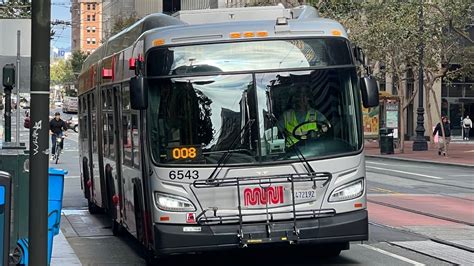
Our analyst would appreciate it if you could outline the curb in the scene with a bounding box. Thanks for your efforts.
[51,230,82,265]
[365,154,474,169]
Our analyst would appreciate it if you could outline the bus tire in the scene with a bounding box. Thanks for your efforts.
[73,125,78,133]
[88,200,102,214]
[145,249,159,265]
[112,220,123,236]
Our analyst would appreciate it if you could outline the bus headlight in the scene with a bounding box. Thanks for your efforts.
[328,179,364,202]
[154,192,196,212]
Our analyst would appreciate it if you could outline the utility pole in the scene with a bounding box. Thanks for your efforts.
[413,0,428,151]
[16,30,21,146]
[29,0,51,264]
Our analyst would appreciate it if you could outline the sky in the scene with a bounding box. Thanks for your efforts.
[51,0,72,50]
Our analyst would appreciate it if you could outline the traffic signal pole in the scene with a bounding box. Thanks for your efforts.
[2,63,15,142]
[29,0,51,265]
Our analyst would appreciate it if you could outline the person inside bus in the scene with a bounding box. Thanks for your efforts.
[279,86,330,147]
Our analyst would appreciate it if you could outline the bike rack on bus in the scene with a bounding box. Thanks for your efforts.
[192,172,333,246]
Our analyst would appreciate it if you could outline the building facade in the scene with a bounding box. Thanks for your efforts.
[71,0,102,54]
[102,0,163,40]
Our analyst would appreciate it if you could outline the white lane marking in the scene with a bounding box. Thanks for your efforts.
[367,166,443,180]
[360,244,425,266]
[366,161,433,170]
[366,161,392,166]
[64,175,80,179]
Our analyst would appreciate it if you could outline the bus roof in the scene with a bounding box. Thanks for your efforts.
[81,5,348,73]
[144,5,347,50]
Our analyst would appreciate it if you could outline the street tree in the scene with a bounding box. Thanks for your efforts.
[421,0,473,147]
[50,59,75,86]
[0,0,31,19]
[70,50,88,77]
[314,1,420,152]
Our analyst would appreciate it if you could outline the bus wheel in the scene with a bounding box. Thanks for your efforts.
[145,248,160,265]
[88,200,102,214]
[320,242,347,257]
[73,125,78,133]
[112,220,123,236]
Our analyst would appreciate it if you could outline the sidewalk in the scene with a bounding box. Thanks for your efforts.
[365,140,474,167]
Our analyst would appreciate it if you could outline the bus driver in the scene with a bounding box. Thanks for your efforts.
[280,86,330,147]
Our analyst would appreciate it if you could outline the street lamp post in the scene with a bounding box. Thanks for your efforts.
[413,0,428,151]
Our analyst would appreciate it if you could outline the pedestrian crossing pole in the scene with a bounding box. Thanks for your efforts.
[29,0,51,265]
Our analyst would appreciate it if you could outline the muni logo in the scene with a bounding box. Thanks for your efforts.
[243,186,284,206]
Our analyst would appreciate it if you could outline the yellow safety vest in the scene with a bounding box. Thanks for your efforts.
[283,109,318,147]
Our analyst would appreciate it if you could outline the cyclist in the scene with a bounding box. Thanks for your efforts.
[50,112,68,160]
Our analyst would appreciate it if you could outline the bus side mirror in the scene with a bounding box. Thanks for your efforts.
[130,76,148,110]
[360,76,379,108]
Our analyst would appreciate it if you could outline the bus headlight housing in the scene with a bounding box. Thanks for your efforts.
[329,179,364,202]
[154,192,196,212]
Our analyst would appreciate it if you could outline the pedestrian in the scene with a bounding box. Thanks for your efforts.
[462,115,472,140]
[433,116,451,156]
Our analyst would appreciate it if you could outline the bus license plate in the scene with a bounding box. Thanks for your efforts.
[294,190,316,200]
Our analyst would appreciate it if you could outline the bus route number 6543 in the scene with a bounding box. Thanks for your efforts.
[169,170,199,180]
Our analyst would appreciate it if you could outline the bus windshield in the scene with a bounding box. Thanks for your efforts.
[147,38,352,76]
[148,68,362,165]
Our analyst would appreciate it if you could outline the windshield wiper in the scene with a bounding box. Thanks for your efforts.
[265,113,316,175]
[207,119,255,180]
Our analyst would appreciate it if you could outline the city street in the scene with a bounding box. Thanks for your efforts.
[1,1,472,265]
[2,109,473,265]
[24,113,465,265]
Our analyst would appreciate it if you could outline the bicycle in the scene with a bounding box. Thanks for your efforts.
[52,134,66,164]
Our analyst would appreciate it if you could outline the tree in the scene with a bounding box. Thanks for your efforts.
[0,0,31,19]
[50,59,74,86]
[312,0,473,153]
[420,1,473,148]
[70,50,88,77]
[314,1,420,152]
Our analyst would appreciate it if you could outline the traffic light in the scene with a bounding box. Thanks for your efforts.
[2,64,15,87]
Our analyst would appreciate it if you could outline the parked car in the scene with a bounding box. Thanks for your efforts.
[66,116,79,133]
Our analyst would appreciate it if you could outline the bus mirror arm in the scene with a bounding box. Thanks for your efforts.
[130,75,148,110]
[360,76,379,108]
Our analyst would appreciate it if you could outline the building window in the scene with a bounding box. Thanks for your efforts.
[92,38,96,44]
[92,26,96,33]
[87,4,91,10]
[86,38,91,44]
[87,15,91,21]
[86,26,91,32]
[92,15,96,21]
[92,4,96,10]
[87,49,91,55]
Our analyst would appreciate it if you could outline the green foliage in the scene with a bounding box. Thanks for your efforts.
[50,59,75,86]
[70,50,88,76]
[0,0,31,19]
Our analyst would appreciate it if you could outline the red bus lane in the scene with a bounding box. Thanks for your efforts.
[368,194,474,226]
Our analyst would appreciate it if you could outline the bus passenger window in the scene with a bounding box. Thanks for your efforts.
[122,115,132,165]
[132,114,140,168]
[108,114,115,159]
[102,114,108,157]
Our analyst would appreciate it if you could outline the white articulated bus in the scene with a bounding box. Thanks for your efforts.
[78,5,379,263]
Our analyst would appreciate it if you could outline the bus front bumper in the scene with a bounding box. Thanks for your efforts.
[154,209,368,255]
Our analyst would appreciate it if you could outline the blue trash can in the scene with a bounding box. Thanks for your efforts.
[15,168,67,265]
